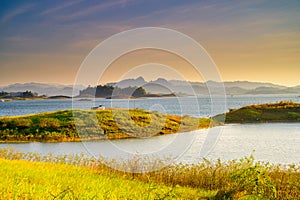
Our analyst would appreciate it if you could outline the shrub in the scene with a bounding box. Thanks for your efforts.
[13,118,32,128]
[40,118,60,128]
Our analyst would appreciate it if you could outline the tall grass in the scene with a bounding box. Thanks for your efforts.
[0,148,299,199]
[0,159,215,199]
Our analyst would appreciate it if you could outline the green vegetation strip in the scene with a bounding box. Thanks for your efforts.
[214,101,300,123]
[0,148,299,199]
[0,109,211,142]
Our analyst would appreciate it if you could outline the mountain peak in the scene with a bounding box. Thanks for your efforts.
[136,76,145,82]
[154,78,168,83]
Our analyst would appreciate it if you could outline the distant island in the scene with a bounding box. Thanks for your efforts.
[77,85,145,98]
[0,91,71,100]
[214,101,300,123]
[75,85,176,99]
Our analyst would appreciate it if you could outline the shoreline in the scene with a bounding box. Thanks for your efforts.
[2,121,300,144]
[1,101,300,143]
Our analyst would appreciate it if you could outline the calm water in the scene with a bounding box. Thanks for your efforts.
[0,123,299,164]
[1,94,300,117]
[0,95,299,164]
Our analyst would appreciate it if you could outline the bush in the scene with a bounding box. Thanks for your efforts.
[13,118,32,128]
[40,118,60,128]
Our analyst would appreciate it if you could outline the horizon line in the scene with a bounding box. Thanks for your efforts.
[1,78,299,88]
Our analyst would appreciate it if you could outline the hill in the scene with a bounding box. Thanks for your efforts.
[0,82,85,96]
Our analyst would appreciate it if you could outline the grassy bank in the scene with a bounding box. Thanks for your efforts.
[0,148,299,199]
[214,101,300,123]
[0,109,211,142]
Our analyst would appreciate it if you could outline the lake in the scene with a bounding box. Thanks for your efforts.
[0,123,299,165]
[0,94,299,165]
[1,94,300,117]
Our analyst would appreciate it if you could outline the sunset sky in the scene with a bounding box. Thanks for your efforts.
[0,0,300,86]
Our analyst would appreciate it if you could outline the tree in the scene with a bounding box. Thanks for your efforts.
[132,87,146,97]
[79,85,147,98]
[22,90,35,97]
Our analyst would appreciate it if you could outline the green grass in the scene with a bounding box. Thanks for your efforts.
[214,101,300,123]
[0,159,216,199]
[0,109,211,142]
[0,148,299,199]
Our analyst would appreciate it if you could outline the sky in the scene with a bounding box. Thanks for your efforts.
[0,0,300,86]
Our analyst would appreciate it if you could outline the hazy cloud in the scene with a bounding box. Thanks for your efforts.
[40,0,85,15]
[61,0,136,19]
[1,3,35,23]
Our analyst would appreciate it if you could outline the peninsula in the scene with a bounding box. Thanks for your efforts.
[214,101,300,123]
[0,109,210,142]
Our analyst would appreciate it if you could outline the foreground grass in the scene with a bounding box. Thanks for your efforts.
[0,109,211,142]
[0,148,299,199]
[0,159,216,199]
[214,101,300,123]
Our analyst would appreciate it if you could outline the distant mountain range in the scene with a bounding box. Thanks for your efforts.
[0,83,85,96]
[107,77,300,96]
[1,79,299,96]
